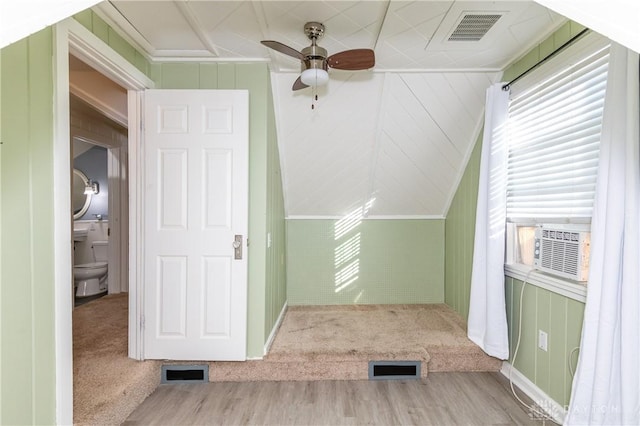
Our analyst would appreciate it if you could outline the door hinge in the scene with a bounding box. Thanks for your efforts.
[141,315,145,331]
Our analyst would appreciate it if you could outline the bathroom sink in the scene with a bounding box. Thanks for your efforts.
[73,228,88,242]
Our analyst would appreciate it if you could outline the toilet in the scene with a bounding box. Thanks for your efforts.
[74,240,108,298]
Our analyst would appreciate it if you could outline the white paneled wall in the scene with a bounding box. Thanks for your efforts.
[274,72,385,217]
[274,70,499,218]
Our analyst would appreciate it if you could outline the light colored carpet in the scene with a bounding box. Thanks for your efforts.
[208,304,500,382]
[73,293,160,426]
[268,304,501,372]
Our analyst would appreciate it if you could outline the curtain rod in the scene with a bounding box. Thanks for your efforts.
[502,28,590,91]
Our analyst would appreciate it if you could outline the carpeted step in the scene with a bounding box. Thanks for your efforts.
[209,358,429,382]
[202,304,500,382]
[265,347,430,364]
[207,347,432,382]
[270,304,501,374]
[73,294,162,425]
[204,348,500,382]
[426,348,503,372]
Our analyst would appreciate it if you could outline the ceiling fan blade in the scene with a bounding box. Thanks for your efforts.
[292,76,309,91]
[261,40,304,60]
[327,49,375,70]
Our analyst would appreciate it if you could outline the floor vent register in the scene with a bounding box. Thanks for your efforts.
[161,365,209,384]
[368,361,421,380]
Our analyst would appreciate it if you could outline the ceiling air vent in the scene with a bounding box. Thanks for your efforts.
[448,13,503,42]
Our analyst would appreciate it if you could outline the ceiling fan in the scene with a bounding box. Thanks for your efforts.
[261,22,375,91]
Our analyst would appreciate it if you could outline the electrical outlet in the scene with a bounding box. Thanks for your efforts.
[538,330,548,352]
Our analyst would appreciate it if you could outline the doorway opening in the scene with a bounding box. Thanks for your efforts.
[69,55,129,298]
[54,19,155,424]
[69,54,128,300]
[69,54,141,423]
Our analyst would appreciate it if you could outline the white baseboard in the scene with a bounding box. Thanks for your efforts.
[264,301,288,356]
[500,362,567,424]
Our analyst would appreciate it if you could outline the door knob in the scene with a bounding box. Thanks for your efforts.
[233,235,243,259]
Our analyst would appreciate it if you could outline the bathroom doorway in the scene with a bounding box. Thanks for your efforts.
[69,55,129,301]
[72,137,109,307]
[53,21,154,422]
[69,53,135,420]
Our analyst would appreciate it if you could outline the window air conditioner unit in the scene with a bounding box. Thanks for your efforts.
[533,225,591,282]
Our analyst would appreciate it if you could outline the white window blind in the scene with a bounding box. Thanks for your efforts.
[506,34,610,223]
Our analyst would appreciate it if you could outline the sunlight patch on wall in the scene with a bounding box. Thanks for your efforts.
[335,259,360,293]
[334,234,361,268]
[333,199,375,294]
[334,198,375,240]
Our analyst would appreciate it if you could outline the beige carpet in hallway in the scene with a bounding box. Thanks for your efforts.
[73,294,160,425]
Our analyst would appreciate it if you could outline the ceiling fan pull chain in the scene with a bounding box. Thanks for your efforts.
[312,76,317,109]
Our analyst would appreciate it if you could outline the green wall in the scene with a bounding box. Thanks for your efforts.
[287,219,444,305]
[153,62,286,357]
[443,20,588,408]
[506,278,583,407]
[444,132,482,320]
[73,10,152,77]
[265,81,287,340]
[0,28,57,425]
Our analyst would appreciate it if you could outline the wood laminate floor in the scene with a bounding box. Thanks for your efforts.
[124,372,554,425]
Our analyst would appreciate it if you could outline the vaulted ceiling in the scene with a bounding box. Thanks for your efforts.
[96,1,566,218]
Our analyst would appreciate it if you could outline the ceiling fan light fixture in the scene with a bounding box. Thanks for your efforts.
[261,21,375,92]
[301,68,329,87]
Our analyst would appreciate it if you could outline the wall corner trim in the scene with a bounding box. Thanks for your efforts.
[500,362,567,425]
[263,301,288,356]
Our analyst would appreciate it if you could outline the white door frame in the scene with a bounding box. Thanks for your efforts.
[106,143,128,295]
[53,18,153,424]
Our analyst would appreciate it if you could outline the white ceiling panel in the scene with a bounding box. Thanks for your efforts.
[274,72,384,217]
[274,69,498,217]
[110,1,206,52]
[98,1,564,217]
[361,71,499,217]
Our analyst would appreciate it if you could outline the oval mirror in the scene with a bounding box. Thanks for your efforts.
[73,169,92,220]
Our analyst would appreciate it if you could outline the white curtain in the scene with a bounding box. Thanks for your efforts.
[565,43,640,425]
[467,83,510,360]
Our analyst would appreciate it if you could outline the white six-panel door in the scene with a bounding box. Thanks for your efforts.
[143,90,248,360]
